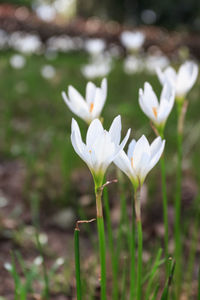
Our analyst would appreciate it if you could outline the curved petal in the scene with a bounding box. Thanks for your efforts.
[114,150,136,180]
[127,139,136,160]
[109,115,122,145]
[86,118,104,147]
[86,81,97,104]
[133,135,150,170]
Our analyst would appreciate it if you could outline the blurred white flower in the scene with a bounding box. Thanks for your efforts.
[81,55,112,79]
[34,256,43,266]
[0,29,8,49]
[145,55,169,74]
[4,262,12,271]
[39,233,48,245]
[123,55,144,74]
[139,82,175,128]
[84,38,106,56]
[120,31,145,52]
[156,61,198,99]
[10,54,26,69]
[34,4,56,22]
[41,65,56,79]
[47,35,79,52]
[114,135,165,188]
[71,116,130,184]
[9,32,42,54]
[55,257,65,266]
[62,78,107,124]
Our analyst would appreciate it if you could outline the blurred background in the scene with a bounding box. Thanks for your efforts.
[1,0,200,298]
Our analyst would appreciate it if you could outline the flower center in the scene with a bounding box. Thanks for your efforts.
[152,107,158,118]
[89,103,94,113]
[89,150,92,154]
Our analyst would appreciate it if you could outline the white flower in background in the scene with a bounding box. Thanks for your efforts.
[47,35,79,52]
[34,4,56,22]
[145,54,169,74]
[156,61,198,99]
[139,82,175,128]
[81,55,112,79]
[9,32,42,54]
[120,31,145,52]
[0,29,8,49]
[123,55,144,74]
[84,38,106,56]
[114,135,165,188]
[62,78,107,124]
[10,54,26,69]
[41,65,56,79]
[71,116,131,185]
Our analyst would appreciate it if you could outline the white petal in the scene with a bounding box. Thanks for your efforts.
[133,135,150,171]
[109,115,122,144]
[92,88,105,118]
[86,81,96,104]
[114,150,136,180]
[127,139,136,160]
[101,78,107,98]
[148,140,165,172]
[86,118,104,147]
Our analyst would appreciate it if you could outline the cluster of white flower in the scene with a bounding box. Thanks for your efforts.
[62,61,198,189]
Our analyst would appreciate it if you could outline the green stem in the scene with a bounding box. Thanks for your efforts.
[74,228,82,300]
[103,188,118,300]
[175,101,183,297]
[160,155,169,273]
[135,188,143,300]
[129,192,136,300]
[95,186,107,300]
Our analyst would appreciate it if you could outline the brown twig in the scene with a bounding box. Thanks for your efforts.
[75,218,96,231]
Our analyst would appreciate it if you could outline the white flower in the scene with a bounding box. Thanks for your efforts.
[62,78,107,124]
[114,135,165,188]
[123,55,144,74]
[84,38,106,56]
[120,31,145,51]
[139,82,175,128]
[10,54,26,69]
[41,65,56,79]
[156,61,198,99]
[145,54,169,74]
[71,115,131,185]
[81,55,112,79]
[9,32,42,54]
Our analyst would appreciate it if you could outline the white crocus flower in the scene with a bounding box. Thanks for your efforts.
[62,78,107,124]
[139,82,175,130]
[156,61,198,100]
[84,38,106,56]
[114,135,165,189]
[120,31,145,52]
[71,115,131,186]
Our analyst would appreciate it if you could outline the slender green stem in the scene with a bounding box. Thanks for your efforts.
[74,228,82,300]
[134,188,143,300]
[136,220,143,300]
[103,188,118,300]
[95,186,107,300]
[129,192,136,300]
[160,156,169,273]
[174,101,184,297]
[198,267,200,300]
[186,193,200,297]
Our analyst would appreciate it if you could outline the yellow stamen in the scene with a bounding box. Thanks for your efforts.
[89,103,94,113]
[152,107,158,118]
[89,150,92,154]
[131,157,134,168]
